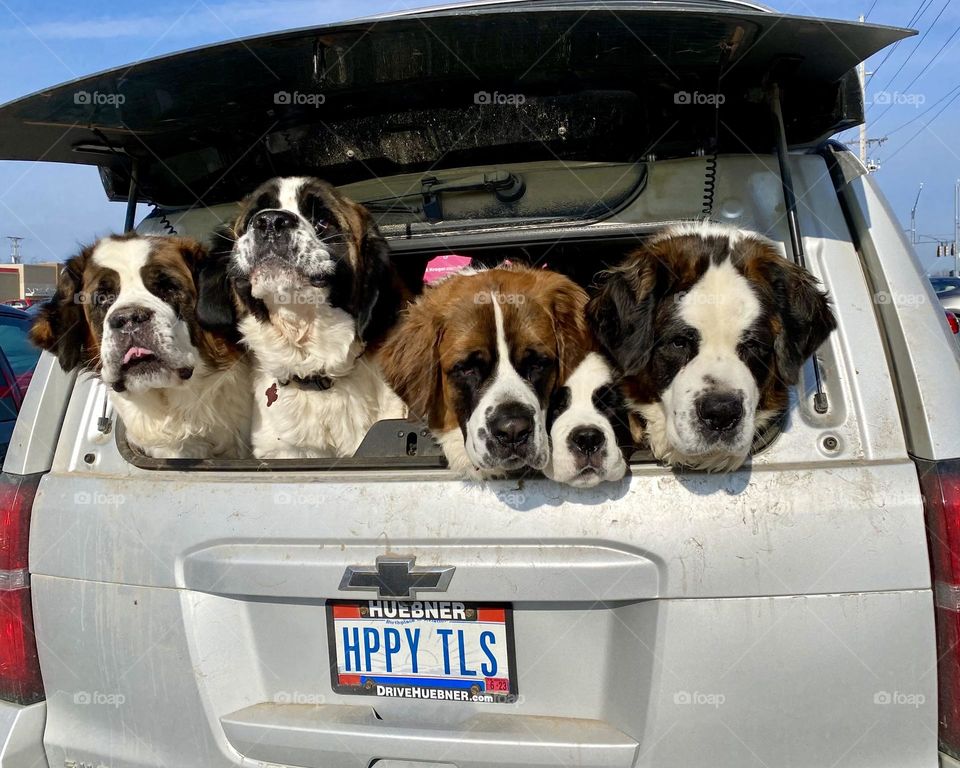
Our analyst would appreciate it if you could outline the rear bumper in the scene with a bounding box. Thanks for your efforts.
[0,700,46,768]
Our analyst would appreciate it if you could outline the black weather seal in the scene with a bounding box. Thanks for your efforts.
[768,82,829,415]
[114,419,449,471]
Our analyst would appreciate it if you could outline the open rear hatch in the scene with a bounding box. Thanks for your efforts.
[0,1,909,209]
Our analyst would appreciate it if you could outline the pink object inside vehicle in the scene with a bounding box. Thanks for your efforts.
[423,254,472,283]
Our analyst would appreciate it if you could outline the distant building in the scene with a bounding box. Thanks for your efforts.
[0,263,62,304]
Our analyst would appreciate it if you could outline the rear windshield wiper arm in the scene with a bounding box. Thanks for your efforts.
[362,171,526,222]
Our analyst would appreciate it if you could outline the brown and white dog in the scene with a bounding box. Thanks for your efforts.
[198,176,410,459]
[588,222,836,472]
[380,266,592,478]
[30,234,251,458]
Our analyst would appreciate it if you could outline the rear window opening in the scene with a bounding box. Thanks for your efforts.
[116,229,788,473]
[136,161,650,241]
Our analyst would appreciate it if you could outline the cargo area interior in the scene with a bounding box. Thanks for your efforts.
[124,208,793,471]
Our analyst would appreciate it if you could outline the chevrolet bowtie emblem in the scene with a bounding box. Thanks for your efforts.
[339,556,455,599]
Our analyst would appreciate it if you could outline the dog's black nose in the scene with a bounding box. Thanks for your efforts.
[696,394,744,433]
[490,404,533,447]
[108,306,154,331]
[252,209,298,234]
[569,426,605,456]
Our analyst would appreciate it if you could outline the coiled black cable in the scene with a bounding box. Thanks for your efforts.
[152,207,178,235]
[701,152,718,218]
[701,67,722,219]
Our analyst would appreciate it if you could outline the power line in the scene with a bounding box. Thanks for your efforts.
[883,87,960,163]
[909,0,940,26]
[884,82,960,135]
[838,4,948,152]
[870,0,955,124]
[874,0,952,97]
[868,0,936,84]
[899,20,960,93]
[874,27,960,125]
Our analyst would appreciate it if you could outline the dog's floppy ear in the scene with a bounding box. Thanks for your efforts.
[355,210,410,345]
[378,296,443,425]
[170,236,206,271]
[195,226,240,340]
[763,257,837,384]
[546,273,592,381]
[587,249,660,376]
[29,248,92,371]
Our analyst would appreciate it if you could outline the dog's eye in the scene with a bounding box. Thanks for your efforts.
[92,282,117,308]
[741,338,772,358]
[450,357,486,381]
[519,351,552,381]
[154,275,180,293]
[306,196,331,235]
[595,386,622,416]
[659,331,698,361]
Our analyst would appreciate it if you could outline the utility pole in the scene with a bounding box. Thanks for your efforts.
[864,138,887,173]
[859,15,867,165]
[6,237,22,265]
[856,15,888,172]
[911,183,924,245]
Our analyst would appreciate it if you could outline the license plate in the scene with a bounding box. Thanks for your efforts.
[327,600,518,703]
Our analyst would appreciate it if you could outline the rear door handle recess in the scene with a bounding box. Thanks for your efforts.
[222,703,639,768]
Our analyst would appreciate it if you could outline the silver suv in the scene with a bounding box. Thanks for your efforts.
[0,2,957,767]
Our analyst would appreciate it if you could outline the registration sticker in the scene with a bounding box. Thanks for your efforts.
[327,600,518,703]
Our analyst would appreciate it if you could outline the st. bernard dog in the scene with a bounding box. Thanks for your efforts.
[544,352,630,487]
[30,234,251,458]
[588,222,837,472]
[199,176,410,459]
[379,266,592,478]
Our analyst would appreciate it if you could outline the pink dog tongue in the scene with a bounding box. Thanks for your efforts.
[123,346,154,365]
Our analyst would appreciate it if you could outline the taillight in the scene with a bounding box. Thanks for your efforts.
[0,472,43,704]
[947,312,960,335]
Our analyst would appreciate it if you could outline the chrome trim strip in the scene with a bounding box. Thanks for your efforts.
[0,568,30,591]
[935,580,960,612]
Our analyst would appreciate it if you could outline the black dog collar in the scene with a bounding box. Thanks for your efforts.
[280,374,334,391]
[265,374,334,408]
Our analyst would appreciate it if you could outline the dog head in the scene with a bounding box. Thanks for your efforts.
[30,234,235,393]
[588,223,836,471]
[544,352,630,487]
[199,176,406,352]
[380,266,591,476]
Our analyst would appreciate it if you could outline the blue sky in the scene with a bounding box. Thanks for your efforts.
[0,0,957,272]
